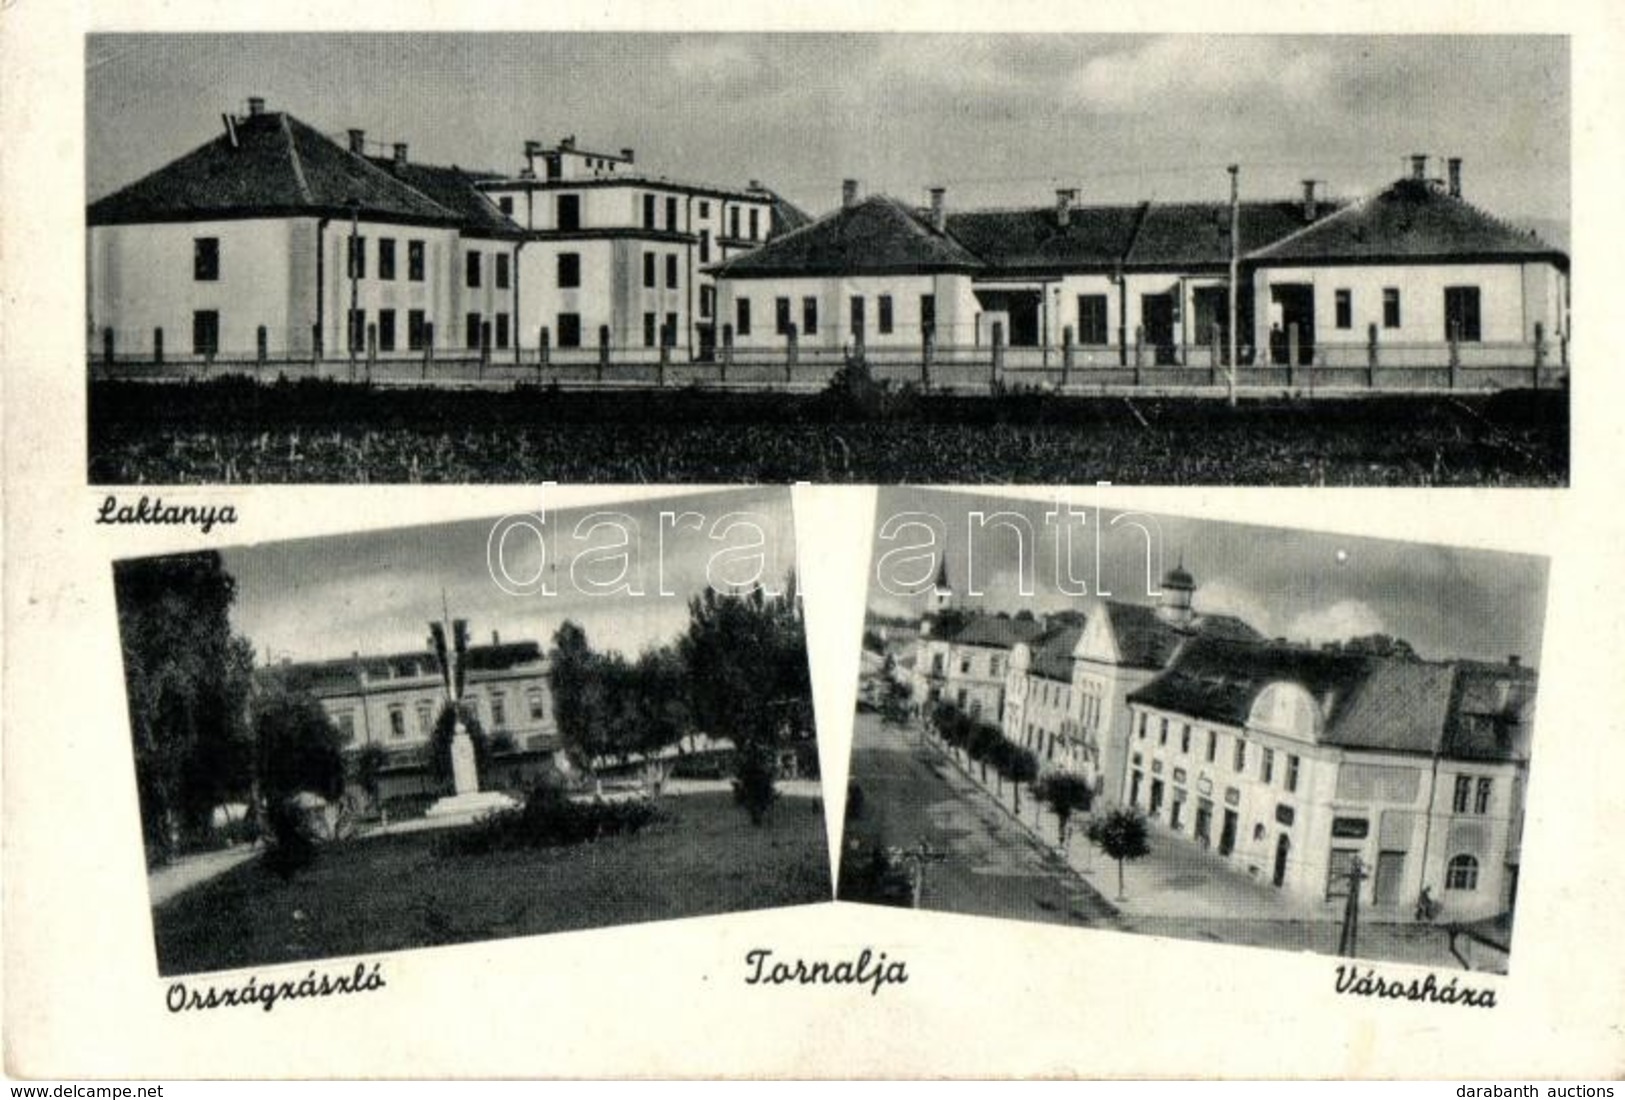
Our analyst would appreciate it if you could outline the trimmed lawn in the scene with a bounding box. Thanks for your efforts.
[152,792,830,976]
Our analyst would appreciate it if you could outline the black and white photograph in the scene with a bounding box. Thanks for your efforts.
[85,33,1568,486]
[112,487,828,976]
[843,486,1546,974]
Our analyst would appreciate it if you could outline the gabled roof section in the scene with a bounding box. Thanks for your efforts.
[89,112,464,227]
[944,205,1146,273]
[1128,636,1376,729]
[765,190,814,238]
[1247,178,1567,268]
[941,612,1047,651]
[1030,624,1085,682]
[1103,601,1263,671]
[1125,201,1336,270]
[366,157,524,238]
[709,195,985,278]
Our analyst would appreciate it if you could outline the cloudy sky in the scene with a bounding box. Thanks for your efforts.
[215,488,797,665]
[86,34,1569,228]
[867,487,1548,667]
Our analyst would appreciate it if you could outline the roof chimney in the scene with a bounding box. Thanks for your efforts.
[929,186,947,232]
[1410,153,1428,182]
[748,179,764,192]
[393,142,408,168]
[1508,654,1520,668]
[1056,187,1077,228]
[1447,157,1462,199]
[348,129,366,155]
[621,147,635,163]
[1301,179,1319,221]
[492,630,500,645]
[842,179,860,209]
[561,134,576,151]
[247,96,266,117]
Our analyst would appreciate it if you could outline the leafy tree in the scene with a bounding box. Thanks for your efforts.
[1004,744,1039,815]
[550,620,615,779]
[254,676,347,804]
[352,742,389,811]
[862,628,886,654]
[680,577,811,826]
[114,551,256,862]
[1087,808,1151,900]
[1325,633,1420,660]
[1034,771,1094,849]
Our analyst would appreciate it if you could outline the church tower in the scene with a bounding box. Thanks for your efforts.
[1157,552,1196,629]
[930,556,954,614]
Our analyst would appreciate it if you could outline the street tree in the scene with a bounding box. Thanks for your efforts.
[1034,771,1094,850]
[1087,808,1152,900]
[113,551,256,863]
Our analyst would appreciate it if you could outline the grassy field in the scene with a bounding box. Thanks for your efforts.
[88,378,1567,485]
[151,792,830,976]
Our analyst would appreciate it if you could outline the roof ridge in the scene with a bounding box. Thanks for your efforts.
[280,113,314,205]
[1244,187,1376,260]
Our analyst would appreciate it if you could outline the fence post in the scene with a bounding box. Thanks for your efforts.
[597,325,610,383]
[312,323,322,366]
[1133,325,1143,386]
[1209,329,1220,386]
[367,323,378,383]
[257,326,268,367]
[539,326,551,378]
[154,327,164,366]
[659,324,672,388]
[785,323,797,384]
[1287,323,1300,388]
[102,327,115,368]
[990,322,1004,389]
[1533,321,1546,390]
[1062,325,1074,388]
[922,330,934,389]
[721,324,734,383]
[1448,322,1460,390]
[425,322,436,373]
[1367,323,1379,389]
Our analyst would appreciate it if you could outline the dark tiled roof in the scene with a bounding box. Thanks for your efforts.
[767,191,814,238]
[1247,178,1567,267]
[944,205,1146,273]
[366,157,523,238]
[1129,636,1533,761]
[1125,201,1333,269]
[263,641,545,696]
[941,612,1047,651]
[1103,601,1262,671]
[1030,624,1085,682]
[710,195,985,277]
[89,112,468,228]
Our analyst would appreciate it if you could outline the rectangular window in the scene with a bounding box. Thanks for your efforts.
[1262,748,1275,784]
[1138,713,1147,740]
[1180,724,1191,754]
[557,194,581,231]
[465,251,481,288]
[749,208,760,239]
[192,310,220,356]
[664,312,678,347]
[803,297,819,336]
[1475,776,1492,815]
[850,296,866,337]
[699,230,711,264]
[644,312,657,348]
[775,297,792,336]
[643,194,657,230]
[1191,286,1227,346]
[466,312,482,350]
[666,196,678,231]
[1206,729,1217,763]
[389,706,406,739]
[1078,295,1109,345]
[1233,738,1246,772]
[193,237,220,281]
[1158,718,1168,747]
[736,298,751,336]
[417,702,434,736]
[378,309,396,352]
[699,200,711,218]
[348,235,366,279]
[557,313,582,348]
[498,196,514,216]
[495,253,510,290]
[407,240,425,282]
[336,711,356,740]
[407,310,427,350]
[1286,754,1300,793]
[1453,775,1472,814]
[730,207,741,239]
[490,693,507,729]
[527,687,546,721]
[878,295,894,335]
[1444,286,1482,342]
[1334,289,1352,329]
[558,253,581,289]
[495,312,510,349]
[700,286,715,319]
[1383,288,1401,329]
[665,254,679,289]
[378,238,396,281]
[920,294,936,339]
[643,253,656,289]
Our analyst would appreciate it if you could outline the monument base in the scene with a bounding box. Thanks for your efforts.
[423,790,520,824]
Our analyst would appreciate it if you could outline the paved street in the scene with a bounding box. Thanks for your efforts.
[840,711,1120,928]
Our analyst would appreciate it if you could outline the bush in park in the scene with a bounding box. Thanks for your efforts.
[731,739,780,827]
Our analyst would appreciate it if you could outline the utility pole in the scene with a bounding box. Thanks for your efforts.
[1338,855,1369,958]
[1227,165,1240,408]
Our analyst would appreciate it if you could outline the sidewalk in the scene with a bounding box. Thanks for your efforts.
[146,845,261,907]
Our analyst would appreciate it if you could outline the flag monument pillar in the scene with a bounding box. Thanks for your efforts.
[425,607,519,822]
